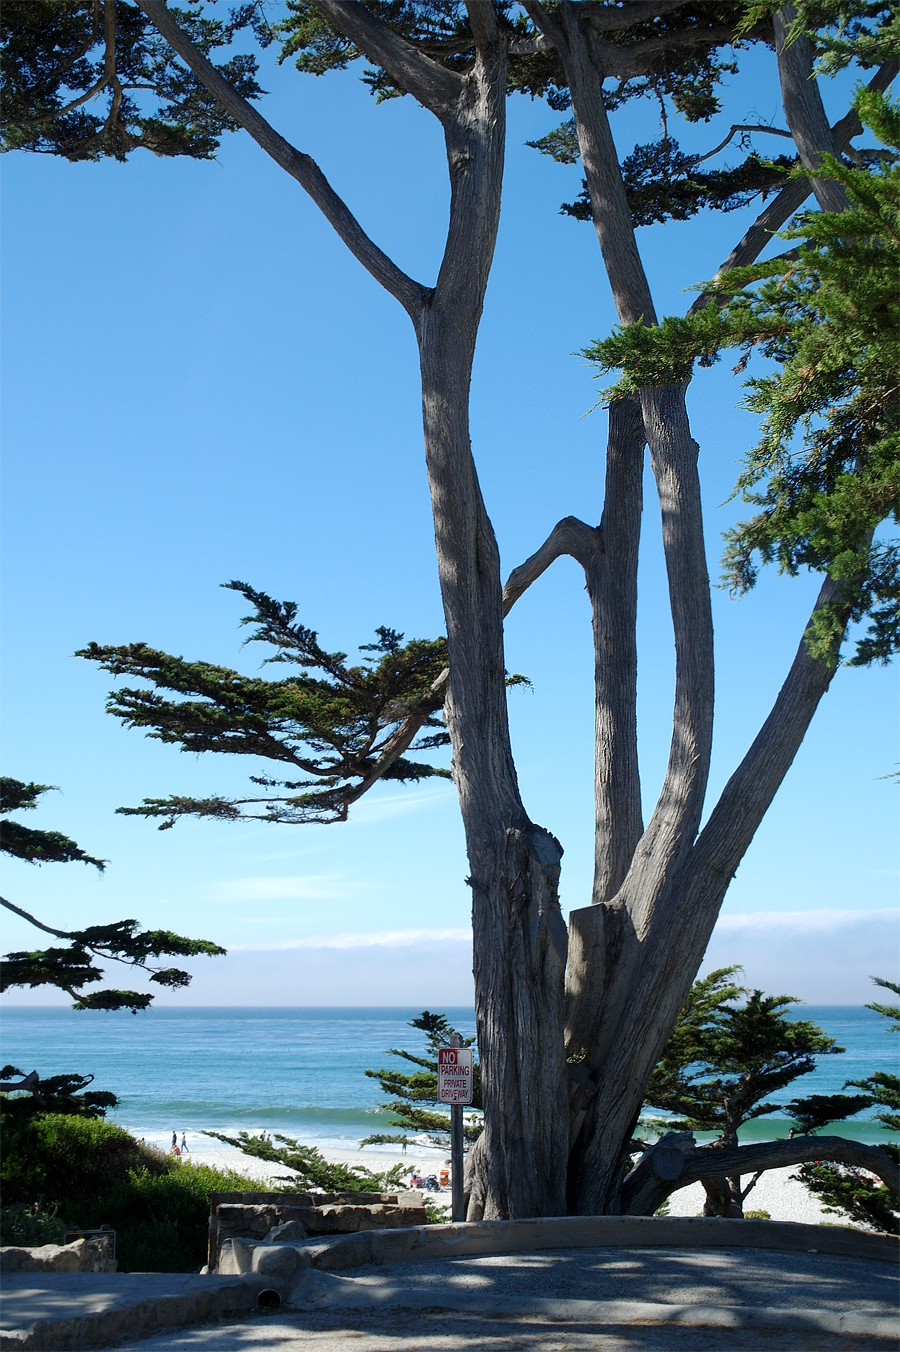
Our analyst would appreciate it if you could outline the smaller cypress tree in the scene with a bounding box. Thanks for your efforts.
[361,1011,482,1150]
[643,968,846,1216]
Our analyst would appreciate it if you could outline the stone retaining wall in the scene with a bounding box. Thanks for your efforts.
[208,1192,428,1269]
[0,1238,117,1274]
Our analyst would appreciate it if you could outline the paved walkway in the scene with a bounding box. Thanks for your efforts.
[4,1246,893,1351]
[306,1244,898,1314]
[113,1309,899,1352]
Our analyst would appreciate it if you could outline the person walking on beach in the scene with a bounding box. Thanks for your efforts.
[171,1131,177,1151]
[181,1133,189,1153]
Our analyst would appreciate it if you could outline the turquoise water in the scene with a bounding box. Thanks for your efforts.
[0,1005,895,1152]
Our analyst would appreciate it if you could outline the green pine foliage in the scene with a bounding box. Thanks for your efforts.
[529,122,796,228]
[0,0,263,161]
[203,1129,406,1193]
[643,968,844,1147]
[4,3,783,230]
[793,978,899,1233]
[1,778,225,1012]
[361,1010,482,1149]
[78,581,451,829]
[0,1064,118,1119]
[740,0,896,76]
[586,89,900,667]
[1,777,106,869]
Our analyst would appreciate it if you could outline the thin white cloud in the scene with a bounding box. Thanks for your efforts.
[208,874,372,902]
[349,786,456,825]
[715,908,899,932]
[231,927,472,952]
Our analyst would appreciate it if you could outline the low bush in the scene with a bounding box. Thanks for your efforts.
[1,1112,250,1271]
[73,1160,251,1273]
[0,1202,66,1247]
[1,1112,165,1208]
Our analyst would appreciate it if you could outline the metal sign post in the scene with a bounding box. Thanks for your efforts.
[438,1033,473,1223]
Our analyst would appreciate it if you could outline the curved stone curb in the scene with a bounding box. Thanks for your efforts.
[288,1269,898,1341]
[0,1273,270,1351]
[298,1214,898,1273]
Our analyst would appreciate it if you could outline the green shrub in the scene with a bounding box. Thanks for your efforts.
[797,1155,899,1235]
[1,1112,166,1209]
[73,1161,251,1272]
[0,1202,65,1246]
[1,1111,252,1271]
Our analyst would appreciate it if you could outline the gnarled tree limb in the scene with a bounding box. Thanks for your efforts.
[624,1131,900,1216]
[136,0,429,319]
[686,57,898,314]
[311,0,461,122]
[502,516,600,617]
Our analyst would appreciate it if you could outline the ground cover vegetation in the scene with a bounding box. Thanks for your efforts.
[3,1,898,1220]
[0,1085,252,1270]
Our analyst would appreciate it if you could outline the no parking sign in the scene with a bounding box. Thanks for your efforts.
[437,1046,474,1105]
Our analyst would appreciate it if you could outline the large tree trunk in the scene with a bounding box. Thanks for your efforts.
[413,24,569,1221]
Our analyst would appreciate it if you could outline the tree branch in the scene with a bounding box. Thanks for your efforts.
[683,576,848,908]
[592,24,742,80]
[465,0,499,52]
[502,517,601,617]
[556,6,656,326]
[624,1131,900,1215]
[774,4,846,212]
[311,0,461,121]
[590,396,645,903]
[692,123,793,167]
[686,58,898,316]
[582,1,692,34]
[136,0,429,319]
[342,667,449,805]
[0,895,72,942]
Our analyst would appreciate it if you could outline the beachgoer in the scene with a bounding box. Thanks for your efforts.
[181,1133,189,1152]
[171,1131,177,1150]
[401,1140,407,1155]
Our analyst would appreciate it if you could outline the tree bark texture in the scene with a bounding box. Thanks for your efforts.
[415,28,569,1220]
[590,397,645,908]
[774,5,849,213]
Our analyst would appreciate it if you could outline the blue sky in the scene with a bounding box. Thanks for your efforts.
[1,27,896,1007]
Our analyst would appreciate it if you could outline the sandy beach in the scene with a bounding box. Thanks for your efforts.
[168,1135,834,1225]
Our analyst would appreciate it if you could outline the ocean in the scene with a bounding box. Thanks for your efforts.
[0,1005,895,1152]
